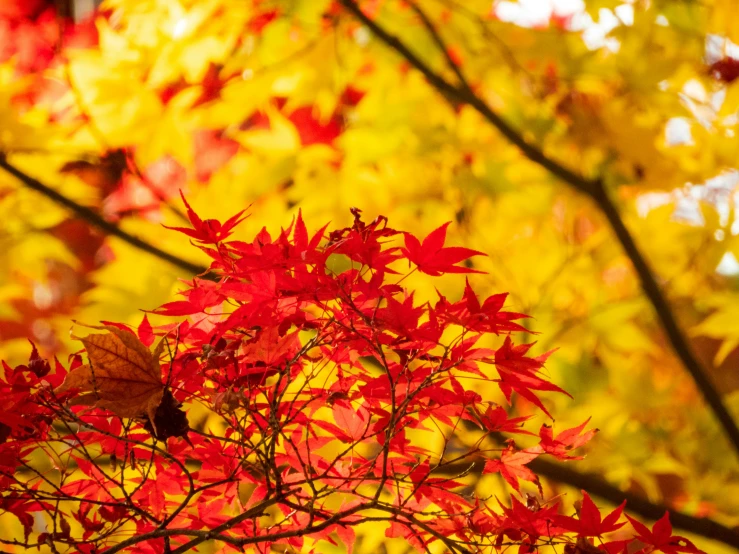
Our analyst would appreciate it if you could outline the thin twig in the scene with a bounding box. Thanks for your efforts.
[405,1,471,92]
[0,155,207,275]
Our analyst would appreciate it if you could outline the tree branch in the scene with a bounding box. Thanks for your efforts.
[590,181,739,458]
[337,0,592,194]
[405,0,472,93]
[529,456,739,549]
[434,457,739,550]
[0,156,208,276]
[337,0,739,460]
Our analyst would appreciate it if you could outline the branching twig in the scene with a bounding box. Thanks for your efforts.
[405,1,471,93]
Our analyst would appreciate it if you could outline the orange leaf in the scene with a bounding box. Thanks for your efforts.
[483,442,541,493]
[54,324,166,434]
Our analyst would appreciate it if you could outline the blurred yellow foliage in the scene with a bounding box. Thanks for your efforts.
[0,0,738,552]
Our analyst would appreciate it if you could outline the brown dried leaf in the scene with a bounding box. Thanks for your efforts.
[55,324,166,433]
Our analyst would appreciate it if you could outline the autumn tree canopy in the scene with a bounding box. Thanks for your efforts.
[0,0,738,553]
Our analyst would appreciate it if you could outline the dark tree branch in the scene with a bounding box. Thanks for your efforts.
[338,0,593,195]
[337,0,739,461]
[405,1,471,93]
[590,181,739,459]
[0,156,207,276]
[528,456,739,550]
[446,424,739,549]
[435,456,739,550]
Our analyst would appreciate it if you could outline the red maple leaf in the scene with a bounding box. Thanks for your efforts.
[497,495,564,543]
[401,222,485,276]
[288,105,344,146]
[536,419,597,460]
[484,441,541,493]
[193,130,239,182]
[332,400,370,442]
[625,513,703,554]
[473,404,532,435]
[557,491,625,538]
[164,192,247,243]
[494,336,567,418]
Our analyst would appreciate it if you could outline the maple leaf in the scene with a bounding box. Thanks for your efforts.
[497,495,564,542]
[326,208,401,271]
[193,130,239,182]
[557,492,626,538]
[401,222,485,276]
[376,293,424,337]
[60,149,127,200]
[288,105,344,146]
[536,419,597,460]
[164,191,247,243]
[484,441,541,493]
[494,336,567,418]
[625,513,704,554]
[241,327,299,368]
[460,280,529,334]
[473,404,532,435]
[332,399,371,442]
[53,324,185,439]
[142,388,190,442]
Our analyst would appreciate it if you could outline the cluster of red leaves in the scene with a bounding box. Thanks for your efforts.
[0,0,98,75]
[0,205,704,553]
[0,0,66,74]
[0,342,63,540]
